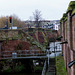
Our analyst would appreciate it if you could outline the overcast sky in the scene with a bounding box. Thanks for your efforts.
[0,0,74,21]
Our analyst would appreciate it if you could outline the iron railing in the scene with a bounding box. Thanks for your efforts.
[42,61,47,75]
[1,50,46,58]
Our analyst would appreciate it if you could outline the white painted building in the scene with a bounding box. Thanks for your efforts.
[54,24,58,30]
[9,26,17,29]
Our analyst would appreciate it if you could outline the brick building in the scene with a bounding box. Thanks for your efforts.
[60,1,75,75]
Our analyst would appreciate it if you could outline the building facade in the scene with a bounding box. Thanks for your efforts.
[25,20,60,30]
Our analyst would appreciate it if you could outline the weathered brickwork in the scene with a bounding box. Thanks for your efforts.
[67,46,71,75]
[60,1,75,75]
[70,50,75,75]
[72,15,75,51]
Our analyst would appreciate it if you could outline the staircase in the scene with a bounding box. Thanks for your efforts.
[46,58,56,75]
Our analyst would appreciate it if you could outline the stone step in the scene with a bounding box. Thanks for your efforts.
[48,66,56,72]
[46,72,56,75]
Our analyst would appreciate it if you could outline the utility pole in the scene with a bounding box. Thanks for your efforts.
[6,16,8,29]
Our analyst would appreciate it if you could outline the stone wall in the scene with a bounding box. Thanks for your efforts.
[27,28,58,44]
[0,29,46,59]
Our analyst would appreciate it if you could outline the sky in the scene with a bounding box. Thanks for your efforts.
[0,0,74,21]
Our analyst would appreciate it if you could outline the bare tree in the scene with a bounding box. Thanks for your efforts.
[33,9,42,28]
[0,16,7,28]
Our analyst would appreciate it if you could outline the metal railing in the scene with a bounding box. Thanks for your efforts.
[42,61,47,75]
[1,50,46,58]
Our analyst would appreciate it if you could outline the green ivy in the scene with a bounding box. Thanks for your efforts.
[14,65,25,72]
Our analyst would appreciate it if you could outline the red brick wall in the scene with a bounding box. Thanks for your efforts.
[61,22,64,55]
[1,40,31,58]
[67,46,71,75]
[62,21,67,68]
[64,21,67,41]
[61,12,75,75]
[65,44,68,70]
[63,44,66,66]
[67,13,71,49]
[72,15,75,51]
[1,40,31,51]
[70,50,75,75]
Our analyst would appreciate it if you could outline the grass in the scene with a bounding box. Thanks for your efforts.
[34,66,43,72]
[56,54,68,75]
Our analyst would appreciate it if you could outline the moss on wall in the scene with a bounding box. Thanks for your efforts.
[60,1,75,23]
[71,9,75,16]
[67,1,75,13]
[60,13,67,23]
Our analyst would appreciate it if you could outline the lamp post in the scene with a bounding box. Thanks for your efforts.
[68,60,75,68]
[59,40,68,44]
[6,16,8,29]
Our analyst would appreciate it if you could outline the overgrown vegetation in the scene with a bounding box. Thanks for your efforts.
[56,54,68,75]
[67,1,75,13]
[14,65,25,72]
[60,1,75,23]
[34,66,43,72]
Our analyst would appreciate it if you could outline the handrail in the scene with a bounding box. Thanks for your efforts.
[42,61,46,75]
[2,50,45,52]
[1,50,46,58]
